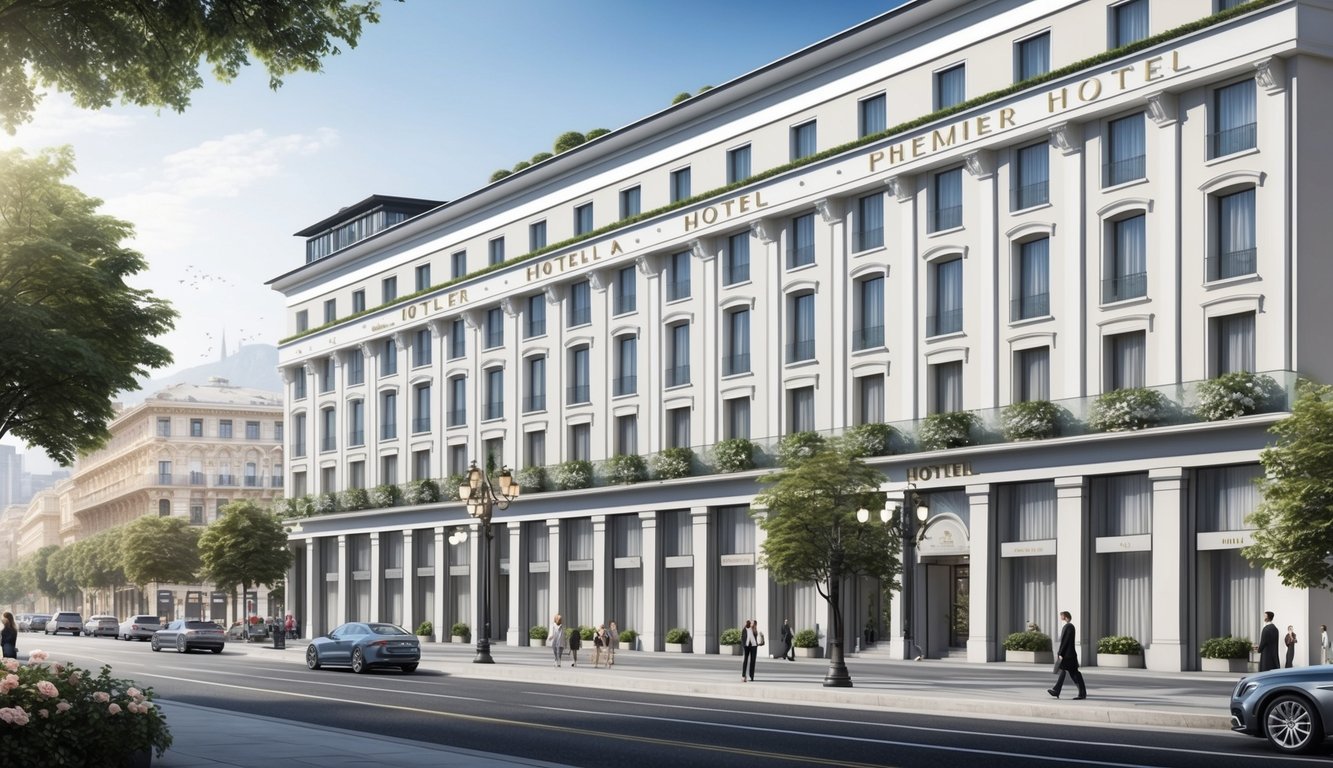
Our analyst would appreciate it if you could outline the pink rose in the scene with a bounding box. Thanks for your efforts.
[92,691,109,703]
[107,703,122,715]
[27,650,47,663]
[35,680,58,698]
[0,674,18,694]
[127,687,142,699]
[38,709,48,718]
[56,701,71,713]
[0,707,28,726]
[51,663,63,674]
[2,659,17,673]
[67,672,81,685]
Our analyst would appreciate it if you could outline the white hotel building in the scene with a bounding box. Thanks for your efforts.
[270,0,1333,669]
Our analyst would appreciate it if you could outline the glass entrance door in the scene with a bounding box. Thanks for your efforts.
[950,565,970,648]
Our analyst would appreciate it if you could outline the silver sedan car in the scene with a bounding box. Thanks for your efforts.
[1232,666,1333,753]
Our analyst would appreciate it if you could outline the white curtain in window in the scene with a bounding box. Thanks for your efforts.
[1216,79,1256,133]
[619,338,635,380]
[566,518,593,560]
[937,66,965,107]
[613,514,641,558]
[566,571,592,629]
[1005,482,1056,540]
[1109,114,1145,164]
[1216,313,1256,374]
[1099,551,1151,645]
[1093,474,1152,536]
[937,258,963,320]
[794,582,820,635]
[858,374,885,424]
[450,575,471,630]
[1218,189,1255,257]
[717,507,755,555]
[1018,35,1049,79]
[614,568,643,637]
[861,277,884,334]
[936,169,962,214]
[664,510,692,557]
[1199,549,1262,641]
[936,361,963,413]
[1115,215,1146,279]
[795,293,815,345]
[1196,465,1262,532]
[860,95,886,136]
[1018,347,1049,402]
[730,310,749,358]
[1021,238,1049,303]
[673,324,690,369]
[858,194,884,249]
[792,387,815,431]
[1111,332,1145,389]
[527,572,548,631]
[526,521,549,562]
[1003,556,1056,637]
[719,567,755,633]
[665,568,693,633]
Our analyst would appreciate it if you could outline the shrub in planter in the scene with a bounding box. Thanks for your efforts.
[314,491,339,516]
[793,629,819,648]
[653,447,694,479]
[1088,387,1170,432]
[777,431,826,465]
[371,483,401,509]
[713,438,757,473]
[578,625,595,641]
[516,465,548,493]
[1002,629,1052,652]
[340,487,370,511]
[719,627,742,646]
[605,453,648,485]
[552,460,593,491]
[442,473,466,502]
[1194,371,1283,421]
[664,627,691,644]
[1200,636,1252,659]
[529,625,549,644]
[618,629,638,645]
[404,478,441,505]
[917,411,980,450]
[1097,635,1143,655]
[415,621,434,637]
[279,495,315,518]
[450,623,470,641]
[1001,400,1066,441]
[843,423,896,457]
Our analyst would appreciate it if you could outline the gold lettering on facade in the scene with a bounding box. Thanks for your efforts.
[681,192,770,233]
[1143,56,1163,82]
[931,126,956,151]
[399,290,467,322]
[1077,77,1102,102]
[905,461,976,483]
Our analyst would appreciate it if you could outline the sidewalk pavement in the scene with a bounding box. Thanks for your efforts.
[152,641,1240,767]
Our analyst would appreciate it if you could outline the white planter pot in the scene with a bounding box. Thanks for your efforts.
[1098,653,1144,668]
[722,645,741,655]
[416,635,434,643]
[664,642,691,653]
[451,635,469,644]
[794,646,823,658]
[1201,657,1248,673]
[1006,650,1054,664]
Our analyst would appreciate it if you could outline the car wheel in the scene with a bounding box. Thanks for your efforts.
[306,646,321,670]
[151,638,161,652]
[1265,693,1323,754]
[351,648,367,674]
[176,635,188,654]
[400,663,418,673]
[211,647,223,654]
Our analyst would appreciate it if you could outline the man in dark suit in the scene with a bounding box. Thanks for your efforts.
[781,618,795,661]
[1257,610,1280,671]
[1047,611,1086,700]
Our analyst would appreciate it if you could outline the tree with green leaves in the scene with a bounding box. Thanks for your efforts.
[0,147,178,465]
[44,545,80,605]
[0,565,33,608]
[198,501,293,624]
[0,0,389,134]
[1245,380,1333,587]
[29,544,60,600]
[121,515,201,612]
[753,435,899,688]
[71,530,127,613]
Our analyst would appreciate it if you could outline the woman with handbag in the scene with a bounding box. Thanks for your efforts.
[741,619,758,682]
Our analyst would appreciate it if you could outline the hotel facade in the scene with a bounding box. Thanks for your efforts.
[271,0,1333,670]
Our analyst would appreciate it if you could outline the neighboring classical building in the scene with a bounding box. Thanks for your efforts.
[269,0,1331,669]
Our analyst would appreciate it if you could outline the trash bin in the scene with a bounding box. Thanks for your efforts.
[272,627,285,649]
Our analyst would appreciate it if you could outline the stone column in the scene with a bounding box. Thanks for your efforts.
[966,484,994,663]
[547,519,563,623]
[334,535,347,628]
[1147,467,1187,671]
[402,530,415,631]
[1054,476,1087,662]
[639,511,659,651]
[505,522,525,646]
[592,514,608,625]
[303,538,316,637]
[369,532,381,623]
[433,527,446,642]
[690,506,712,652]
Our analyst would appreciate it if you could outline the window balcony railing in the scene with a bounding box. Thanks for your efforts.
[1011,181,1049,211]
[723,353,751,376]
[484,332,504,349]
[1207,249,1257,281]
[665,366,691,388]
[157,473,174,485]
[1011,293,1050,321]
[447,409,466,427]
[787,340,816,363]
[216,475,237,487]
[320,437,336,453]
[568,307,591,327]
[292,443,307,458]
[787,244,814,268]
[380,424,397,440]
[526,318,546,338]
[613,375,637,396]
[1103,154,1146,187]
[244,476,260,487]
[853,227,884,252]
[484,401,504,421]
[348,429,364,447]
[852,325,885,350]
[567,385,590,404]
[723,262,750,285]
[931,205,962,232]
[189,471,205,486]
[412,417,431,434]
[523,394,546,413]
[927,309,963,337]
[1208,122,1256,159]
[1101,272,1148,303]
[271,476,284,488]
[667,280,691,302]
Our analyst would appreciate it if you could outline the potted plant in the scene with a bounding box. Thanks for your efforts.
[415,621,434,642]
[605,453,648,485]
[1003,623,1053,664]
[843,423,896,457]
[1001,400,1065,441]
[1193,371,1283,421]
[793,628,822,658]
[664,627,692,653]
[917,411,980,450]
[719,627,743,655]
[0,650,173,765]
[713,438,757,473]
[618,628,638,651]
[1200,636,1252,673]
[516,465,547,493]
[1096,635,1144,668]
[442,473,466,501]
[529,625,549,646]
[450,622,470,643]
[370,483,401,509]
[314,491,339,516]
[653,447,694,479]
[1088,387,1170,432]
[404,478,441,505]
[777,431,826,465]
[339,487,370,511]
[552,460,593,491]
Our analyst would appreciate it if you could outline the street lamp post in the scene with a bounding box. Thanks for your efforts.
[457,460,520,664]
[858,487,928,662]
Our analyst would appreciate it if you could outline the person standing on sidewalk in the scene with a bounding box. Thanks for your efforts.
[1285,624,1298,668]
[1257,611,1280,671]
[608,620,619,666]
[1322,624,1329,664]
[780,618,795,661]
[568,623,582,666]
[550,613,567,667]
[1047,611,1086,700]
[1,611,17,659]
[741,619,759,682]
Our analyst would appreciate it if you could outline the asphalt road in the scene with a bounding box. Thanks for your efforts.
[18,632,1321,768]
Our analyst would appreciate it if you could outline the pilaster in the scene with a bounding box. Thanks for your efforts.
[690,506,712,652]
[966,484,994,663]
[1054,476,1087,663]
[639,511,659,651]
[1147,467,1187,671]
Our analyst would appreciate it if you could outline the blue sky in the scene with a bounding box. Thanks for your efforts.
[1,0,904,464]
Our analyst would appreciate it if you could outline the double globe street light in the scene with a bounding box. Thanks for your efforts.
[857,487,928,662]
[457,460,520,664]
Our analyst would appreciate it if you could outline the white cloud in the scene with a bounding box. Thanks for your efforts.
[0,92,138,150]
[157,127,340,199]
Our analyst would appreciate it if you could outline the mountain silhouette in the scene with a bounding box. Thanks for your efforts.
[117,343,281,406]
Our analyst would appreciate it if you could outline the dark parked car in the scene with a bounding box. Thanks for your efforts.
[151,620,226,654]
[25,614,50,632]
[1232,666,1333,753]
[305,622,420,674]
[118,614,161,641]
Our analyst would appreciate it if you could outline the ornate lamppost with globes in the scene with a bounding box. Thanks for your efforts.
[457,460,520,664]
[857,485,928,662]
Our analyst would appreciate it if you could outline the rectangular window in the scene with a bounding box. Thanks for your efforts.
[788,293,816,363]
[569,423,591,461]
[448,445,468,477]
[1211,79,1257,159]
[382,276,397,303]
[790,120,817,160]
[934,64,966,110]
[320,357,335,393]
[614,266,636,315]
[931,167,963,232]
[348,460,365,490]
[932,361,964,414]
[1213,312,1256,375]
[854,276,885,350]
[724,308,750,375]
[449,319,465,359]
[295,309,308,333]
[574,202,593,235]
[380,455,398,485]
[859,93,887,137]
[1111,0,1149,48]
[1014,238,1050,320]
[724,231,750,285]
[321,408,335,452]
[619,186,641,219]
[351,289,365,314]
[724,397,751,439]
[525,430,545,468]
[615,336,637,396]
[451,251,467,279]
[413,449,430,482]
[856,374,886,425]
[525,355,546,412]
[380,390,397,440]
[1015,347,1051,402]
[245,421,260,440]
[726,145,751,184]
[667,250,691,301]
[219,419,233,439]
[1216,0,1247,9]
[930,258,964,336]
[381,338,397,376]
[294,372,307,400]
[525,294,546,338]
[414,264,431,292]
[788,212,815,268]
[788,386,815,432]
[670,167,691,202]
[293,414,306,457]
[529,221,547,252]
[485,307,504,349]
[667,407,690,449]
[1213,188,1256,279]
[1015,32,1050,82]
[349,399,364,447]
[1105,113,1146,187]
[413,328,432,367]
[484,368,504,421]
[667,323,690,387]
[157,417,171,437]
[190,418,203,438]
[854,193,884,252]
[1013,142,1049,210]
[568,346,590,404]
[1105,214,1147,302]
[568,280,591,327]
[323,298,336,324]
[488,237,505,266]
[448,377,466,427]
[347,349,364,386]
[274,422,283,442]
[1107,331,1146,390]
[413,384,431,434]
[615,415,637,456]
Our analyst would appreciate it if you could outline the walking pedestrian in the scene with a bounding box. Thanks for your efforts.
[1,611,17,659]
[568,623,582,666]
[780,618,795,661]
[1256,611,1280,672]
[1285,624,1298,668]
[1322,624,1329,664]
[1047,611,1086,700]
[550,613,567,667]
[284,614,295,639]
[608,620,619,665]
[741,619,759,682]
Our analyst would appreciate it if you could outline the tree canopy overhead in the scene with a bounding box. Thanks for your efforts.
[0,0,388,133]
[0,146,177,465]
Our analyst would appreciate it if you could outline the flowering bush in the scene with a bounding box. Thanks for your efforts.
[776,431,826,465]
[1001,400,1066,440]
[552,460,593,490]
[516,465,547,493]
[1089,387,1170,432]
[370,483,401,508]
[1193,371,1283,421]
[604,453,648,485]
[842,423,896,457]
[652,447,694,480]
[1097,635,1143,655]
[712,438,757,473]
[0,651,172,765]
[403,478,440,505]
[917,411,979,450]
